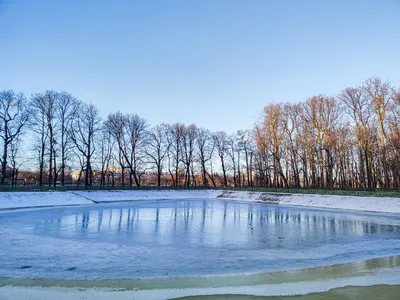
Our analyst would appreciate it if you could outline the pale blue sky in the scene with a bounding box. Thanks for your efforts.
[1,0,399,132]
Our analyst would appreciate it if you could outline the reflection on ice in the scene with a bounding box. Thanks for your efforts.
[37,200,400,249]
[1,199,400,279]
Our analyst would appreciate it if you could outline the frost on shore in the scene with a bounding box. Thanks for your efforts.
[0,190,399,214]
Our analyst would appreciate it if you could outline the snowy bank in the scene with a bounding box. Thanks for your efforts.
[0,189,399,214]
[217,190,400,214]
[0,192,92,210]
[72,189,221,202]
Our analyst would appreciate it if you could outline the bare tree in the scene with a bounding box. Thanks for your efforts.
[237,129,254,187]
[30,94,48,186]
[387,90,400,188]
[123,114,148,186]
[97,123,115,186]
[146,124,171,186]
[168,123,185,186]
[56,92,76,185]
[69,101,101,186]
[115,146,126,186]
[340,86,374,189]
[226,134,238,187]
[30,91,58,187]
[364,78,394,189]
[8,136,26,185]
[281,104,302,189]
[0,90,30,185]
[107,113,148,186]
[196,128,215,187]
[106,112,126,186]
[260,104,289,188]
[44,91,57,187]
[213,131,229,187]
[181,124,197,186]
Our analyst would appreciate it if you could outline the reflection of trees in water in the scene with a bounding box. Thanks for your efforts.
[50,201,400,243]
[82,213,89,229]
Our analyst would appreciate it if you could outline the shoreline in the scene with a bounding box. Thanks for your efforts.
[1,189,400,214]
[1,266,400,300]
[1,256,400,299]
[1,255,400,289]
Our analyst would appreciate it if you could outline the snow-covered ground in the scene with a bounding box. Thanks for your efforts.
[0,192,92,209]
[0,190,220,210]
[72,189,221,202]
[0,189,399,214]
[217,190,400,214]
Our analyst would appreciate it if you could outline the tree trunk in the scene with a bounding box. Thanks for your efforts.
[61,131,65,186]
[1,123,8,185]
[157,165,161,187]
[220,156,227,187]
[49,127,53,188]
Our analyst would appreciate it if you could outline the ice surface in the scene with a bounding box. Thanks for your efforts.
[1,199,400,279]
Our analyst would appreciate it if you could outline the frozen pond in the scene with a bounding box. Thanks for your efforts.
[1,199,400,279]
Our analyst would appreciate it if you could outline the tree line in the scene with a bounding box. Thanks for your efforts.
[255,78,400,190]
[0,77,399,190]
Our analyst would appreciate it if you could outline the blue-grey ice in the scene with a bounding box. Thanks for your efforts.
[1,199,400,279]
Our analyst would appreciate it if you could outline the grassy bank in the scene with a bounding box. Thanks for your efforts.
[172,285,400,300]
[0,185,399,198]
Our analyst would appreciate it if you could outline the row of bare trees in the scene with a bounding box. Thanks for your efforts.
[0,89,257,187]
[255,77,400,190]
[101,117,254,188]
[29,91,101,187]
[0,77,399,189]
